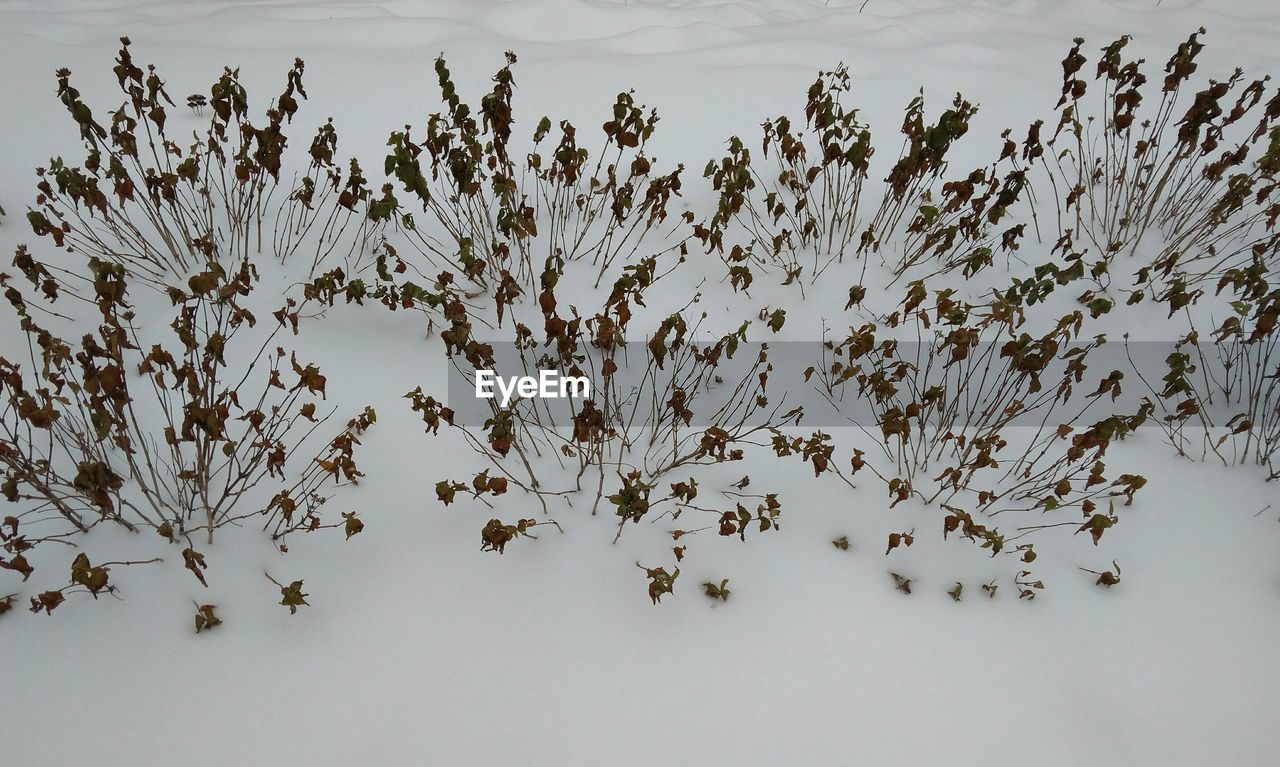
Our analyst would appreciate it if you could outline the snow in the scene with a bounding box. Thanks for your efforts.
[1,1,1278,765]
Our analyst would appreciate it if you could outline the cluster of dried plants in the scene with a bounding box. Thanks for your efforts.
[696,64,1030,293]
[1,245,372,621]
[802,283,1151,571]
[379,52,690,298]
[26,38,385,289]
[406,250,800,583]
[1036,30,1280,299]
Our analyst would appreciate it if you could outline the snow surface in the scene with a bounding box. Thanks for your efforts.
[1,1,1278,765]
